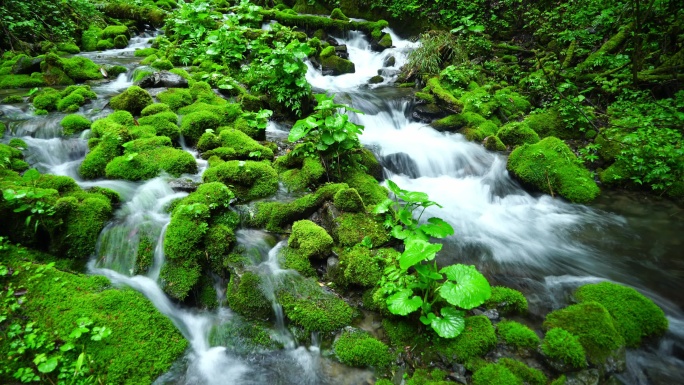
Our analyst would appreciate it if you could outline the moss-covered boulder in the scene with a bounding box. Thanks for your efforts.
[225,270,272,319]
[497,320,540,350]
[105,145,197,181]
[201,129,274,161]
[110,86,153,115]
[333,187,365,212]
[203,160,278,201]
[333,212,389,247]
[334,245,382,287]
[320,51,355,75]
[137,112,180,140]
[498,358,547,385]
[484,135,507,151]
[472,364,523,385]
[180,110,221,144]
[507,137,600,203]
[429,315,497,363]
[497,122,540,146]
[157,88,193,111]
[289,220,333,259]
[543,302,625,366]
[575,282,668,347]
[274,149,326,192]
[484,286,528,315]
[541,328,587,371]
[333,329,392,368]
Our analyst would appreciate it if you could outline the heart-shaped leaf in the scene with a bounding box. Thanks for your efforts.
[420,217,455,238]
[439,264,491,309]
[430,307,466,338]
[387,289,422,315]
[399,239,442,270]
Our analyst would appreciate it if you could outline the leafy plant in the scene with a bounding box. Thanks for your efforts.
[242,109,273,131]
[2,170,56,233]
[374,181,491,338]
[288,94,364,177]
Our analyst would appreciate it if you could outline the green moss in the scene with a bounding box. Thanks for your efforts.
[321,54,356,75]
[277,276,353,333]
[497,320,540,350]
[493,88,531,119]
[61,56,104,82]
[484,286,528,315]
[507,137,600,203]
[334,212,389,247]
[472,364,522,385]
[151,58,174,70]
[138,112,180,140]
[426,77,464,113]
[114,35,129,49]
[550,375,567,385]
[96,39,114,50]
[202,160,278,202]
[132,68,153,83]
[543,302,625,364]
[336,245,382,287]
[330,8,349,21]
[157,88,193,111]
[106,65,128,77]
[226,271,272,319]
[282,248,317,277]
[341,170,387,206]
[575,281,668,347]
[483,136,506,151]
[1,253,187,384]
[101,25,130,39]
[54,192,114,259]
[497,122,540,146]
[250,183,347,231]
[431,315,497,362]
[33,88,61,111]
[189,81,214,101]
[274,150,326,191]
[56,92,84,113]
[134,47,158,57]
[333,187,365,212]
[2,94,24,103]
[333,329,392,368]
[110,86,153,115]
[180,110,221,144]
[141,103,171,116]
[79,136,124,179]
[405,369,452,385]
[82,27,101,51]
[541,328,587,369]
[498,358,547,385]
[201,129,274,161]
[0,73,46,89]
[178,102,241,125]
[415,92,436,104]
[382,318,420,347]
[377,33,392,49]
[105,146,197,181]
[140,54,158,65]
[289,220,333,259]
[523,109,576,139]
[60,114,91,135]
[8,138,27,149]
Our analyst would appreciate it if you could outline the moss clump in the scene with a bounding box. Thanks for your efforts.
[330,8,349,21]
[431,315,497,362]
[282,248,317,277]
[1,253,187,384]
[151,58,174,71]
[2,94,24,103]
[321,54,356,75]
[138,112,180,139]
[334,212,389,247]
[289,220,333,259]
[0,73,46,89]
[426,77,463,113]
[32,88,61,111]
[335,245,382,287]
[225,271,272,319]
[96,39,114,50]
[497,320,540,350]
[180,110,221,144]
[404,369,453,385]
[157,88,193,111]
[472,364,522,385]
[79,129,126,179]
[203,160,278,201]
[575,282,668,347]
[498,358,547,385]
[333,329,392,368]
[60,56,104,82]
[81,27,101,51]
[541,328,587,370]
[543,302,625,364]
[60,114,91,135]
[101,25,130,39]
[333,187,365,212]
[178,102,241,125]
[484,135,506,151]
[524,109,576,139]
[277,277,353,333]
[141,102,171,116]
[113,35,129,49]
[201,129,274,161]
[134,47,158,57]
[105,146,197,181]
[274,149,326,191]
[341,170,388,206]
[507,137,600,203]
[497,122,540,146]
[250,183,347,231]
[110,86,153,115]
[493,88,531,119]
[484,286,528,315]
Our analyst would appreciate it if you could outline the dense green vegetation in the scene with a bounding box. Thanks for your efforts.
[0,0,679,384]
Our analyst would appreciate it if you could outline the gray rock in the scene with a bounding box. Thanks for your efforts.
[384,56,396,67]
[412,103,447,123]
[12,56,43,75]
[137,71,189,88]
[565,369,600,385]
[381,152,420,178]
[168,178,198,193]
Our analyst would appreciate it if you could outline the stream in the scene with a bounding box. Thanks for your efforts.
[1,26,684,385]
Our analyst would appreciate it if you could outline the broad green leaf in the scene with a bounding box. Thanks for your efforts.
[321,132,335,145]
[420,217,455,238]
[405,191,430,203]
[391,225,411,240]
[414,264,444,280]
[399,240,442,270]
[387,289,422,315]
[439,264,491,309]
[398,209,414,226]
[419,312,436,325]
[373,198,393,214]
[59,342,75,352]
[385,180,405,196]
[333,130,347,142]
[288,117,317,142]
[430,307,466,338]
[75,352,85,374]
[37,357,59,373]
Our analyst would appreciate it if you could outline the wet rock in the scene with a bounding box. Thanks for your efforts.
[137,71,189,88]
[368,75,383,84]
[384,56,396,67]
[334,45,349,60]
[381,152,420,178]
[483,309,500,321]
[168,178,198,193]
[601,345,627,375]
[412,103,447,123]
[565,369,600,385]
[12,56,43,75]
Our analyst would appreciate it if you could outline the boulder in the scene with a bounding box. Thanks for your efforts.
[137,71,189,88]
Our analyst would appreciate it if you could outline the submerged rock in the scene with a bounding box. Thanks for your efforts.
[137,70,189,88]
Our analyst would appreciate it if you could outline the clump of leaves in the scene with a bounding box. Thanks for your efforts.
[374,181,491,338]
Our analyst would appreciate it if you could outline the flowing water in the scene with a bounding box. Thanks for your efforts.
[2,25,684,385]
